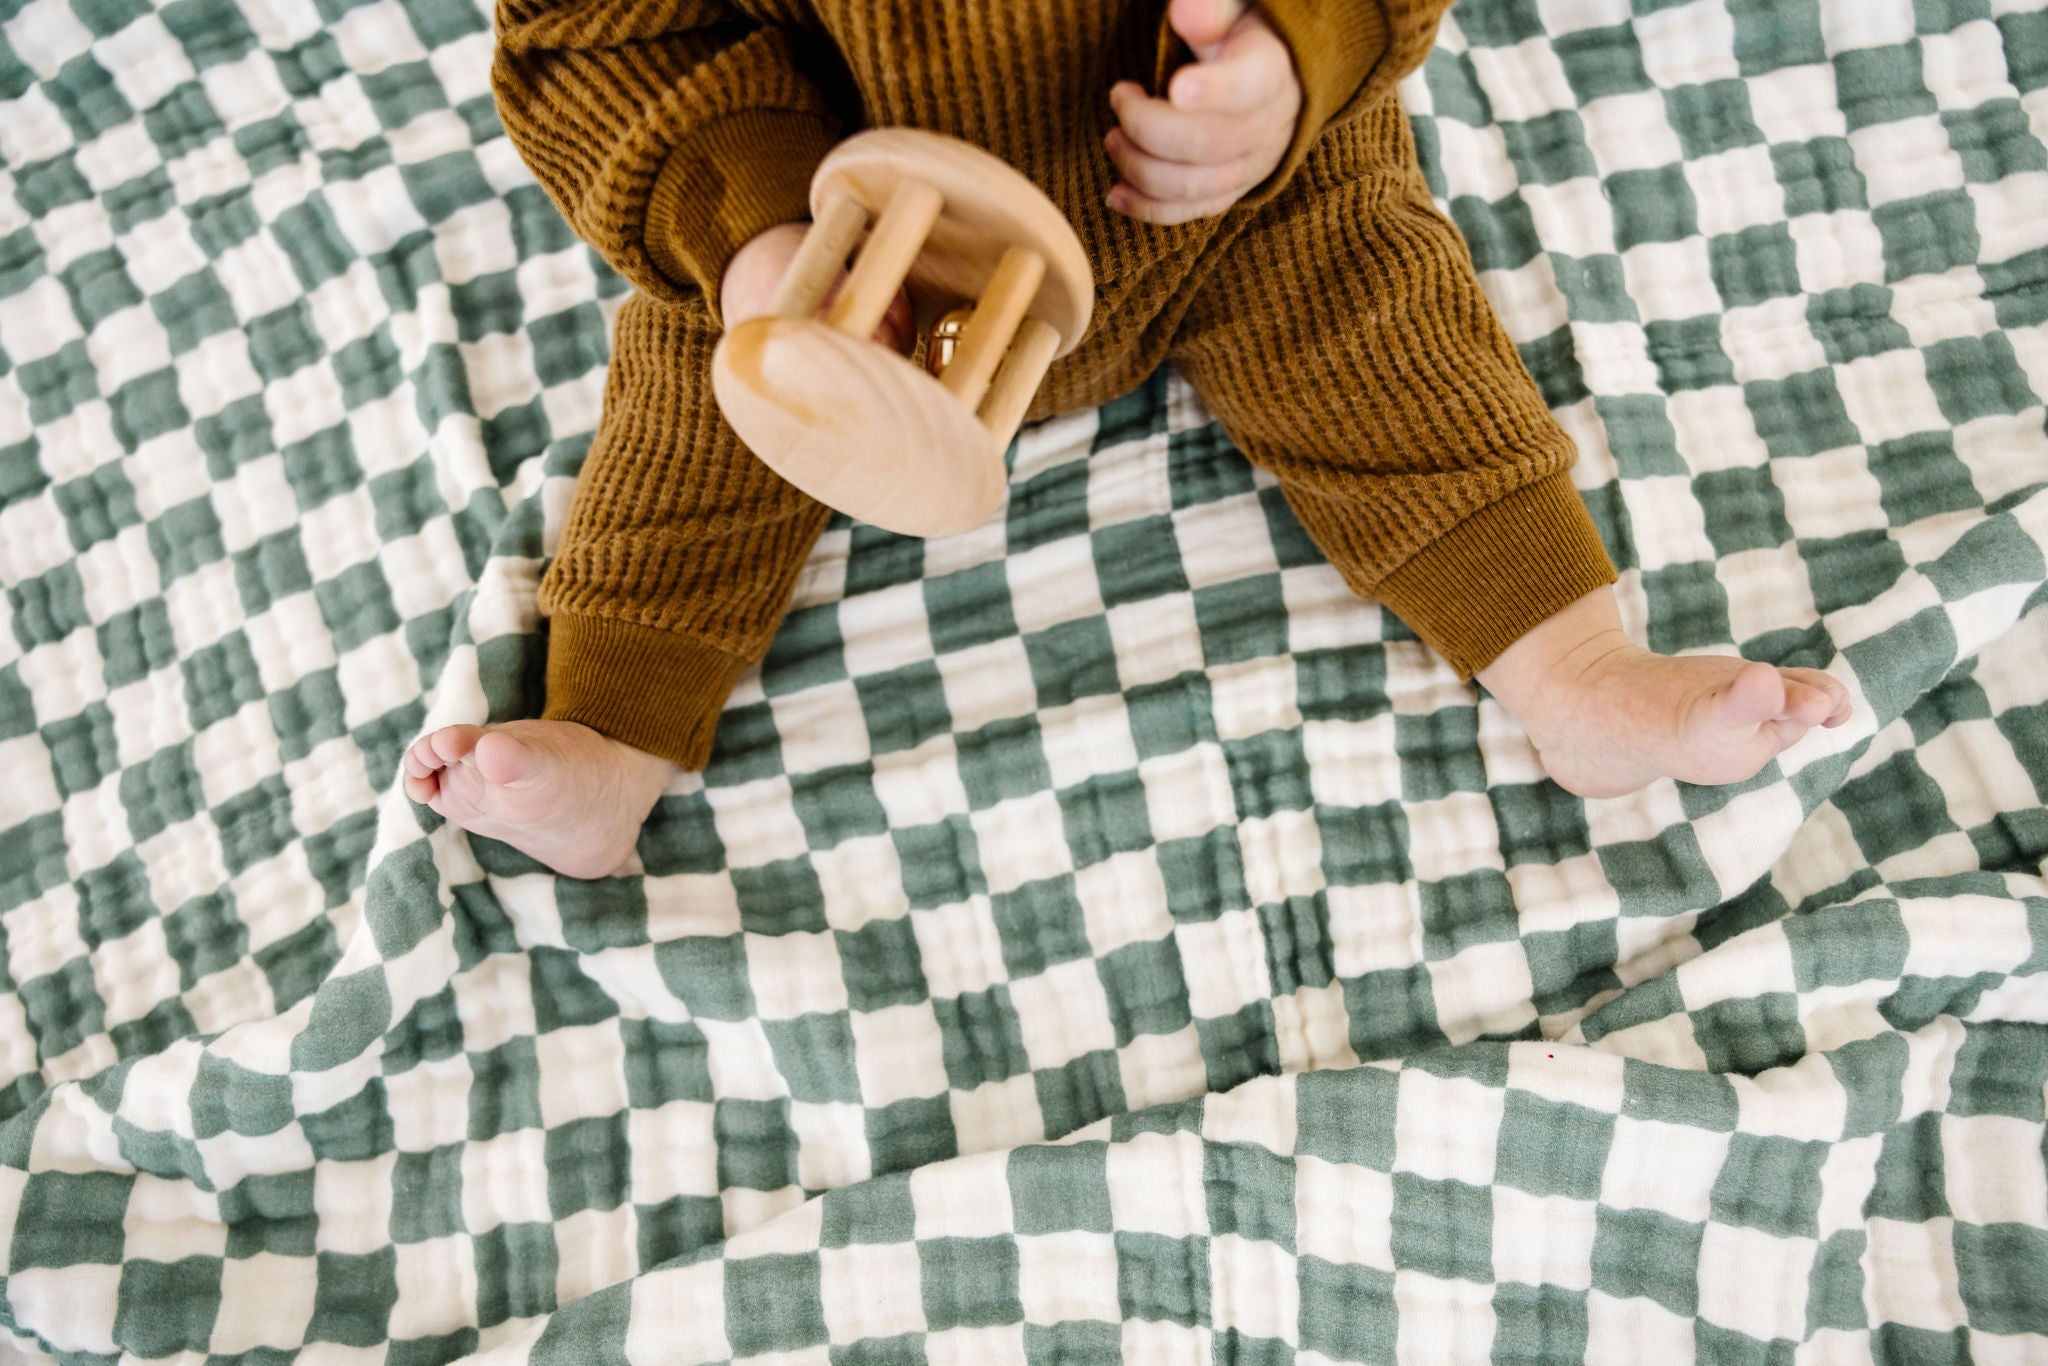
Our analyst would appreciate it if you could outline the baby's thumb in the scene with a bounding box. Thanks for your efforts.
[1168,0,1247,61]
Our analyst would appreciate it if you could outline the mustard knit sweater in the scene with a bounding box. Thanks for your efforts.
[492,0,1617,769]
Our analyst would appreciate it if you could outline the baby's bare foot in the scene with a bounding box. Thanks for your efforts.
[1510,646,1849,798]
[1479,587,1851,799]
[402,720,678,879]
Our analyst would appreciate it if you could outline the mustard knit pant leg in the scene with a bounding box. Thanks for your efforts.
[538,292,833,767]
[1167,102,1614,677]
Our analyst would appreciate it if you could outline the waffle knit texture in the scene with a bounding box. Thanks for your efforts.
[492,0,1618,769]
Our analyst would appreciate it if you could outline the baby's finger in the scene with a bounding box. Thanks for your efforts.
[1166,19,1294,114]
[1105,127,1256,204]
[1111,82,1261,164]
[1106,182,1244,225]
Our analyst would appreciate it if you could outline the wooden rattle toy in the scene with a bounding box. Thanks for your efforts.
[711,129,1094,538]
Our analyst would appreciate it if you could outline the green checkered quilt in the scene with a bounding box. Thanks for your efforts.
[2,0,2046,1359]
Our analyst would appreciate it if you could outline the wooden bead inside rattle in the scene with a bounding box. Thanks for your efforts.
[711,129,1093,539]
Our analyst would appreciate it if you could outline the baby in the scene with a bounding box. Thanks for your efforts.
[408,0,1849,878]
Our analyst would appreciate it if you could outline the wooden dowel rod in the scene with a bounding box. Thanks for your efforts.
[978,318,1060,449]
[825,178,942,341]
[766,193,869,319]
[939,246,1045,410]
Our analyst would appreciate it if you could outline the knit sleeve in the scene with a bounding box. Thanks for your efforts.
[1232,0,1452,213]
[492,0,844,312]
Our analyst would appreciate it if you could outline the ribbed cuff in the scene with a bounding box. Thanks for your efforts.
[542,613,754,771]
[644,107,841,322]
[1239,0,1390,209]
[1373,472,1619,679]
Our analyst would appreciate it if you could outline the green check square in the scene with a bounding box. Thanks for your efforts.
[399,151,496,220]
[920,1236,1023,1331]
[1094,517,1188,608]
[843,524,925,596]
[1116,1230,1209,1325]
[1389,1173,1492,1282]
[1747,369,1860,459]
[620,1017,713,1107]
[1663,80,1766,157]
[761,604,847,698]
[1772,137,1868,216]
[1833,43,1937,130]
[892,818,982,909]
[855,662,950,755]
[117,740,204,843]
[1009,1142,1112,1235]
[762,1012,861,1104]
[307,1248,398,1347]
[1955,1222,2048,1335]
[731,858,828,935]
[1526,920,1622,1019]
[1868,1112,1949,1221]
[363,61,453,128]
[527,301,609,387]
[1728,0,1826,73]
[838,915,928,1013]
[1710,223,1802,308]
[1318,800,1411,888]
[1223,729,1311,819]
[110,367,190,451]
[991,874,1090,977]
[17,341,99,427]
[1943,100,2048,182]
[1696,464,1791,557]
[9,1170,131,1269]
[822,1170,917,1246]
[958,716,1053,809]
[1125,677,1213,759]
[14,156,92,217]
[219,1168,316,1258]
[62,248,144,330]
[791,762,890,847]
[726,1252,827,1356]
[1590,1206,1701,1316]
[1295,1065,1396,1167]
[1496,1093,1616,1200]
[1299,1256,1395,1361]
[1197,1000,1279,1091]
[1922,333,2038,425]
[1832,752,1960,866]
[390,1144,465,1243]
[1097,937,1191,1045]
[10,561,92,651]
[1874,190,1979,281]
[114,1257,222,1355]
[1693,992,1807,1074]
[467,1037,544,1140]
[1488,782,1592,866]
[153,270,239,354]
[1642,561,1733,654]
[934,984,1031,1089]
[1500,110,1599,186]
[1394,707,1484,801]
[1419,868,1520,959]
[1057,770,1153,867]
[1492,1282,1589,1364]
[1710,1133,1827,1237]
[1867,430,1984,525]
[42,702,118,798]
[1608,166,1698,249]
[1204,1141,1294,1248]
[1645,315,1736,392]
[924,561,1018,653]
[715,1098,798,1192]
[1450,190,1542,272]
[1024,617,1120,708]
[1156,828,1249,923]
[474,1221,557,1326]
[142,84,226,161]
[1554,24,1652,102]
[451,271,525,343]
[272,197,353,289]
[867,1093,958,1172]
[1034,1050,1126,1137]
[162,889,249,988]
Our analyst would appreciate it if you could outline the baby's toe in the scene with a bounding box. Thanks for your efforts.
[1782,678,1835,727]
[403,770,439,805]
[427,724,485,765]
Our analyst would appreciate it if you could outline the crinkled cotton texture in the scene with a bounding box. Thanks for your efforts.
[1,0,2047,1361]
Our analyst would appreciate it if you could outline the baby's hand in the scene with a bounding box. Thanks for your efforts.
[1106,0,1302,224]
[720,221,914,353]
